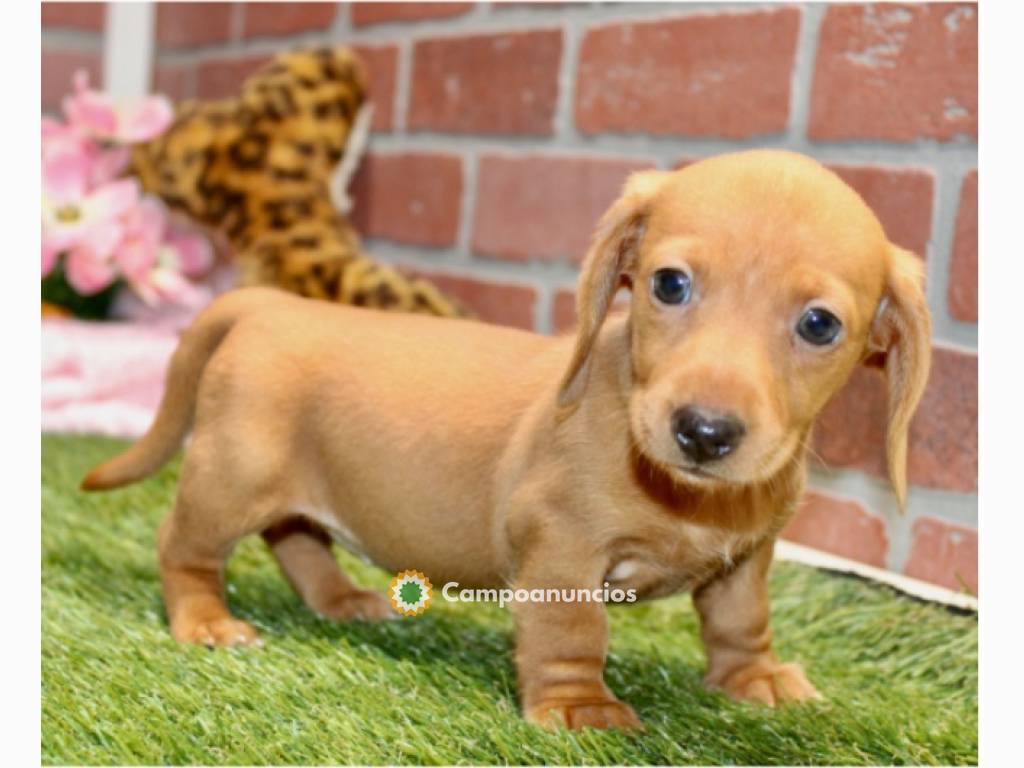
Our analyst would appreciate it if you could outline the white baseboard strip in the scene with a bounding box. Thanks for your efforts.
[775,540,978,612]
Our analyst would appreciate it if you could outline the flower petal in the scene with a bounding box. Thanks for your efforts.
[41,225,77,257]
[129,276,159,307]
[82,178,140,221]
[166,232,214,277]
[65,245,116,295]
[113,200,164,281]
[41,238,60,277]
[82,218,125,258]
[64,88,119,138]
[134,196,169,243]
[41,116,67,141]
[114,236,159,282]
[119,96,174,143]
[42,149,91,204]
[90,147,132,186]
[72,68,91,95]
[149,268,205,306]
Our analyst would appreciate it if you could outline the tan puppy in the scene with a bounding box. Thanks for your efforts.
[83,150,931,730]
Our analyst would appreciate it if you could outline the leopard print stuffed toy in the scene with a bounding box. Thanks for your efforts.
[132,46,464,316]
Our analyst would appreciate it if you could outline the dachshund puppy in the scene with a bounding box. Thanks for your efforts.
[83,150,931,730]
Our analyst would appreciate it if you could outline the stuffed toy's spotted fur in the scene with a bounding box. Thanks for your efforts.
[132,46,464,316]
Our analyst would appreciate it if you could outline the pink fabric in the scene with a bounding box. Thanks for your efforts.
[42,263,236,438]
[42,318,178,438]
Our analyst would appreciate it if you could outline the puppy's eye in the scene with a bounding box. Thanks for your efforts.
[651,269,692,306]
[796,308,843,346]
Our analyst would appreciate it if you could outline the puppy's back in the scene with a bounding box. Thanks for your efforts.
[203,291,572,458]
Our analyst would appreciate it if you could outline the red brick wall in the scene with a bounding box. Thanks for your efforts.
[41,2,107,111]
[46,2,979,594]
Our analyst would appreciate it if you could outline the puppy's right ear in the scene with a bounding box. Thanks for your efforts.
[557,170,670,409]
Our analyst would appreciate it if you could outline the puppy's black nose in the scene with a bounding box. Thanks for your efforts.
[672,407,745,464]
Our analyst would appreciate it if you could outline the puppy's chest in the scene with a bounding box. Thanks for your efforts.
[603,526,761,600]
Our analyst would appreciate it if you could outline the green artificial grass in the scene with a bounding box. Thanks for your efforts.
[42,435,978,765]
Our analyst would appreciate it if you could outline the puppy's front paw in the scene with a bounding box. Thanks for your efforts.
[712,661,822,706]
[173,616,263,648]
[525,696,642,731]
[319,589,396,621]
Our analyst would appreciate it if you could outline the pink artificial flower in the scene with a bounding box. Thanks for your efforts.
[89,144,133,187]
[63,70,173,144]
[129,234,213,307]
[42,149,139,293]
[41,71,211,307]
[63,242,118,295]
[131,260,206,308]
[41,116,86,155]
[165,230,214,278]
[113,197,166,282]
[114,196,213,302]
[42,115,131,189]
[109,194,211,307]
[41,237,61,278]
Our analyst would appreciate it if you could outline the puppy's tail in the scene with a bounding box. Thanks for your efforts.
[80,288,271,491]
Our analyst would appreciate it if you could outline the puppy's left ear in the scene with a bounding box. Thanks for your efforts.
[866,245,932,509]
[557,170,670,409]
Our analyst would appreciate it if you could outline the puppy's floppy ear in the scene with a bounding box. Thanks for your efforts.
[865,245,932,509]
[557,170,670,409]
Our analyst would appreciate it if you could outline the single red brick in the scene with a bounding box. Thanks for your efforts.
[409,29,562,135]
[242,2,337,37]
[351,152,463,248]
[42,49,101,111]
[814,346,977,493]
[152,63,192,101]
[41,2,105,31]
[156,2,234,50]
[809,4,977,141]
[814,367,887,480]
[195,54,272,100]
[828,164,935,258]
[905,346,978,492]
[904,516,977,594]
[781,491,889,568]
[948,170,978,322]
[552,289,577,334]
[575,9,800,138]
[472,154,655,263]
[352,44,397,132]
[351,2,474,27]
[401,270,536,330]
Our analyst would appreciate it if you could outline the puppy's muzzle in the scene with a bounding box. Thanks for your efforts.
[672,406,746,464]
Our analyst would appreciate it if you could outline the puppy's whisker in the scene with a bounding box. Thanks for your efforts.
[797,433,829,472]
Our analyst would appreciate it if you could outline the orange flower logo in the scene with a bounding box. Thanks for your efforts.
[389,570,433,616]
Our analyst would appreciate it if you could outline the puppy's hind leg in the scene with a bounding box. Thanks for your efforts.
[159,503,267,648]
[262,517,394,621]
[158,446,281,648]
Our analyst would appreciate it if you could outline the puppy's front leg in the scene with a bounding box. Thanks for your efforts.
[693,538,821,706]
[513,559,641,730]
